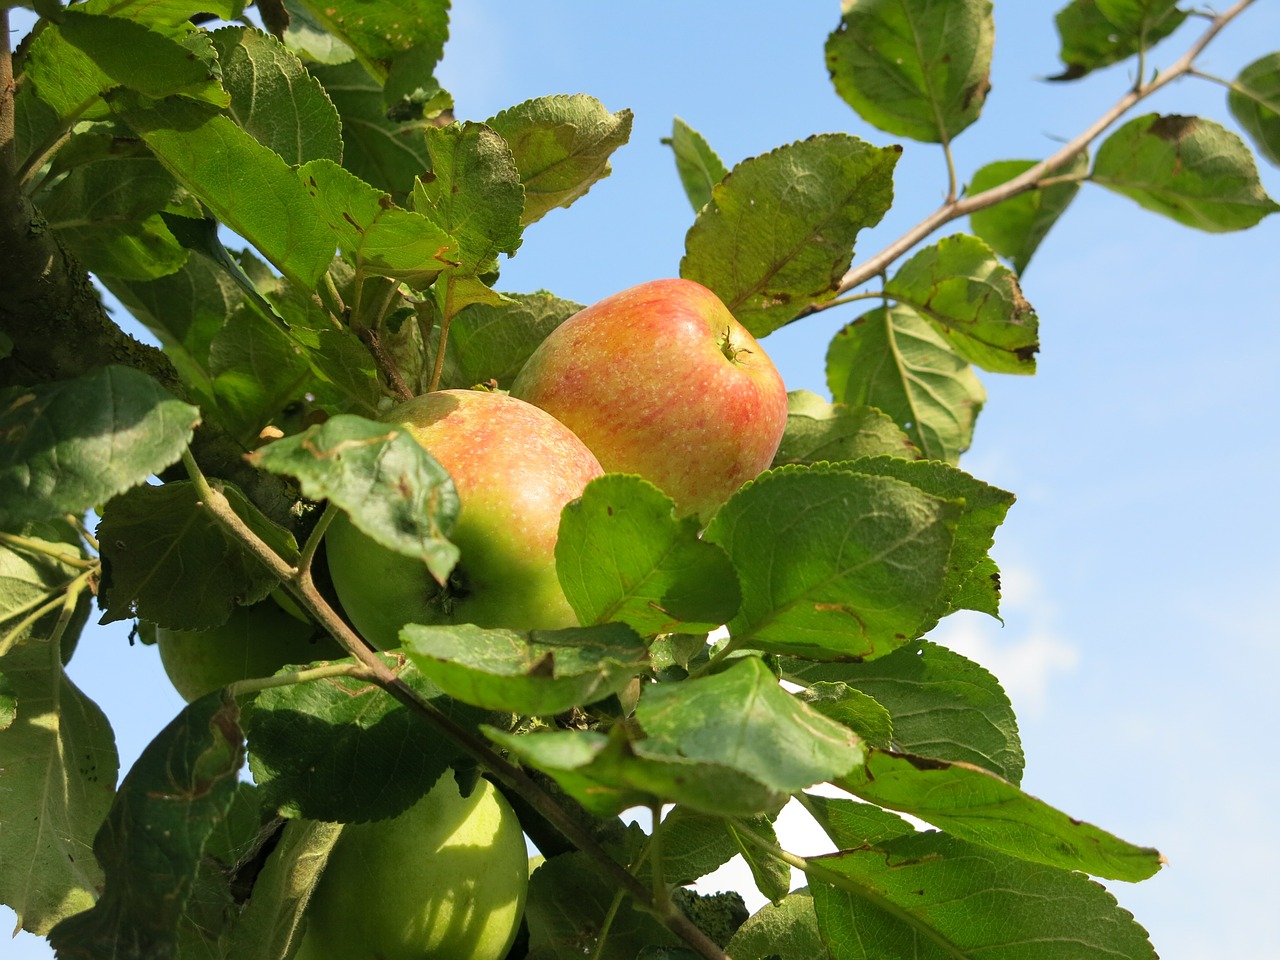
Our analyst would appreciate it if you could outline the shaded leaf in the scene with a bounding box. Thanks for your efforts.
[402,622,649,715]
[207,309,315,446]
[681,134,900,337]
[808,802,1159,960]
[0,366,199,528]
[826,305,986,463]
[1229,53,1280,167]
[78,0,243,25]
[785,639,1024,783]
[886,234,1039,374]
[825,0,993,142]
[293,0,448,82]
[280,0,355,65]
[1052,0,1187,80]
[1092,113,1280,231]
[704,464,959,660]
[48,692,244,959]
[772,390,920,467]
[797,681,894,752]
[651,806,743,887]
[967,153,1088,274]
[726,816,792,905]
[110,91,337,288]
[298,158,459,288]
[248,414,460,580]
[247,653,477,823]
[96,480,296,629]
[210,26,343,166]
[557,474,741,635]
[664,115,729,213]
[488,94,634,225]
[726,889,827,960]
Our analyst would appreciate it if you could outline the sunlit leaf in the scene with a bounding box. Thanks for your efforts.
[825,0,993,142]
[1229,53,1280,167]
[0,366,199,528]
[1051,0,1187,80]
[826,305,986,463]
[772,390,920,467]
[664,116,729,213]
[967,153,1088,274]
[488,94,634,225]
[681,134,900,337]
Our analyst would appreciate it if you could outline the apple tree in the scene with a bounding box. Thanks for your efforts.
[1,1,1277,958]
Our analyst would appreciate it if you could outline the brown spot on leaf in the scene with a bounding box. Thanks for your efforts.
[1149,115,1198,142]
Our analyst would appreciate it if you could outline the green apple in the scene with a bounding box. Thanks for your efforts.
[296,774,528,960]
[510,278,789,521]
[325,389,603,648]
[156,598,344,702]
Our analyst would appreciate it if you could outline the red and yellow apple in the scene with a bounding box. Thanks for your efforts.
[324,389,603,647]
[296,774,528,960]
[510,278,788,520]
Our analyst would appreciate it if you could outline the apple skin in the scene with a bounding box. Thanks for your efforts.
[325,390,603,648]
[510,278,788,521]
[296,774,528,960]
[156,599,344,702]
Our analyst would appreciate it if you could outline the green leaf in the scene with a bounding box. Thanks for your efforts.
[109,92,337,288]
[413,121,524,277]
[1093,113,1280,231]
[0,366,200,528]
[726,816,792,905]
[651,807,744,887]
[248,414,460,580]
[664,116,729,213]
[556,474,742,635]
[210,26,343,167]
[1052,0,1187,80]
[638,657,865,797]
[294,0,448,82]
[772,390,920,467]
[796,681,895,752]
[808,802,1159,959]
[418,290,583,391]
[488,94,634,225]
[526,851,682,959]
[247,654,476,822]
[40,155,197,280]
[825,0,993,143]
[681,134,900,337]
[835,456,1014,624]
[25,12,228,119]
[281,0,356,65]
[1229,53,1280,167]
[79,0,244,26]
[309,60,433,203]
[0,538,117,936]
[402,622,649,715]
[967,154,1088,274]
[785,639,1024,783]
[704,464,960,660]
[299,158,459,287]
[727,889,828,960]
[96,480,296,629]
[1095,0,1180,35]
[826,305,986,464]
[835,750,1163,881]
[886,234,1039,375]
[208,310,315,446]
[217,818,343,960]
[48,692,245,959]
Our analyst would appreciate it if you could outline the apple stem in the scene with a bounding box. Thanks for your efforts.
[179,446,731,960]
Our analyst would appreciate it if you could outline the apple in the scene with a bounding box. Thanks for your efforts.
[156,598,344,702]
[509,278,789,521]
[324,389,603,648]
[295,773,528,960]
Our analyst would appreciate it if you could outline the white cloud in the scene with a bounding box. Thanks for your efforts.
[930,564,1079,717]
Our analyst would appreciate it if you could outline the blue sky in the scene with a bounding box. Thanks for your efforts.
[7,3,1280,957]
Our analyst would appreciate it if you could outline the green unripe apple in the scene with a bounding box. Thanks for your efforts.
[510,278,789,521]
[156,598,344,702]
[325,389,603,648]
[296,774,529,960]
